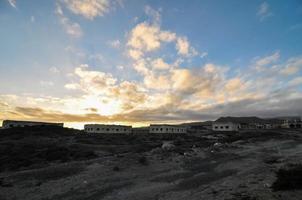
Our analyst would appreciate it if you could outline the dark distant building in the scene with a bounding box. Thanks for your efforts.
[2,120,64,129]
[212,116,301,131]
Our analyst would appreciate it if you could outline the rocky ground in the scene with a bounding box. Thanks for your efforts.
[0,126,302,200]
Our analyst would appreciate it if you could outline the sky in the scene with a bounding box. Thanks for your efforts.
[0,0,302,129]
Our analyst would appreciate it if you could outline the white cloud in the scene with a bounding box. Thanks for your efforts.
[30,16,35,23]
[128,49,143,60]
[127,22,176,53]
[108,40,121,48]
[49,67,60,74]
[200,52,208,58]
[65,64,116,94]
[257,2,273,21]
[255,51,280,67]
[151,58,170,70]
[40,81,54,87]
[56,4,83,38]
[176,37,198,57]
[62,0,120,20]
[8,0,16,8]
[127,5,201,70]
[89,54,103,62]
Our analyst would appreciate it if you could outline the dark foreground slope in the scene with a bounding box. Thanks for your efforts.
[0,127,302,200]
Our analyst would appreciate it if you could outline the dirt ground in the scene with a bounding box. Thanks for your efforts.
[0,127,302,200]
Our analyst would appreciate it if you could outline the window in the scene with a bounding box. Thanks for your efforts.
[215,126,218,129]
[124,128,127,131]
[156,128,158,131]
[106,128,110,131]
[225,126,229,129]
[160,128,163,131]
[97,128,100,131]
[166,128,168,131]
[220,126,223,129]
[116,129,119,131]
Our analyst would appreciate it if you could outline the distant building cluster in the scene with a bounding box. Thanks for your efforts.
[2,120,63,129]
[84,124,187,134]
[212,116,302,131]
[1,116,301,134]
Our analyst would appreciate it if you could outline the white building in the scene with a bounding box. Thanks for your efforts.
[2,120,63,129]
[84,124,132,134]
[212,122,239,131]
[149,124,187,134]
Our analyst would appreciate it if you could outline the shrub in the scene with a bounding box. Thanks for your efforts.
[272,163,302,191]
[113,166,120,171]
[138,156,148,165]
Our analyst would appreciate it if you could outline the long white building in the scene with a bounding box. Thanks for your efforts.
[84,124,132,134]
[2,120,64,129]
[149,124,187,134]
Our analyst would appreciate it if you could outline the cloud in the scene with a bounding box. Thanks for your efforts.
[56,4,83,38]
[61,0,120,20]
[257,2,273,21]
[127,6,200,62]
[255,51,280,67]
[144,5,161,24]
[65,64,116,94]
[151,58,170,70]
[280,56,302,75]
[8,0,16,8]
[127,22,176,53]
[225,78,244,92]
[288,77,302,86]
[30,16,35,23]
[89,54,104,62]
[40,81,54,87]
[2,53,302,125]
[3,90,302,124]
[64,64,147,112]
[109,81,147,110]
[49,67,60,74]
[176,37,198,57]
[144,73,171,90]
[108,40,121,48]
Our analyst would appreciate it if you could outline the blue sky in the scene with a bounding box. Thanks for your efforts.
[0,0,302,128]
